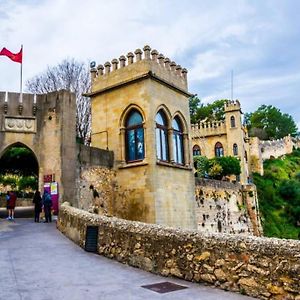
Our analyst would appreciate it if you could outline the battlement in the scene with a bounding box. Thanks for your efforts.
[224,100,241,112]
[0,91,38,117]
[191,120,226,138]
[89,45,189,95]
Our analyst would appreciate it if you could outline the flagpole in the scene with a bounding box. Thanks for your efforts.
[20,44,23,103]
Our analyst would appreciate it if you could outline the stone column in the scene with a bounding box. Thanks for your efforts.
[164,58,171,70]
[143,45,151,60]
[183,133,190,166]
[151,49,158,61]
[97,64,104,76]
[135,49,142,61]
[170,61,176,71]
[168,128,174,163]
[127,52,134,64]
[158,54,165,66]
[111,59,119,71]
[119,55,126,68]
[120,127,126,163]
[176,65,182,76]
[104,62,111,74]
[90,67,97,80]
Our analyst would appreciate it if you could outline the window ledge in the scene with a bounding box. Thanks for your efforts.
[156,160,192,170]
[118,160,148,169]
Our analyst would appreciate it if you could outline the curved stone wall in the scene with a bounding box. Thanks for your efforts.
[58,204,300,299]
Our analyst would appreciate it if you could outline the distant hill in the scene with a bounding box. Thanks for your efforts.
[253,149,300,239]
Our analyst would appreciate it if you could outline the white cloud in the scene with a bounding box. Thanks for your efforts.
[0,0,299,128]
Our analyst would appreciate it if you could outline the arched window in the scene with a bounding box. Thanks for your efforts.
[172,117,184,164]
[215,142,224,157]
[193,145,201,156]
[125,109,144,162]
[230,116,236,128]
[156,110,168,161]
[233,143,238,156]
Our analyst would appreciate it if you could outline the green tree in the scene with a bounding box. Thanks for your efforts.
[246,105,298,140]
[216,156,241,177]
[0,146,38,176]
[190,99,227,123]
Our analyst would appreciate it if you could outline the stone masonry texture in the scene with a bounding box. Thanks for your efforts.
[58,203,300,300]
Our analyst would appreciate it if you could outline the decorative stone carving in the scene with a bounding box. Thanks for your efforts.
[4,116,36,133]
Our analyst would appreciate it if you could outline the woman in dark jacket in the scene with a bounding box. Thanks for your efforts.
[32,190,42,222]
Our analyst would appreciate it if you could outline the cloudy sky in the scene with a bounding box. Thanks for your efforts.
[0,0,299,128]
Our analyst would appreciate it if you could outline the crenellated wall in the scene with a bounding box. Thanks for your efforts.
[0,90,77,205]
[58,204,300,300]
[90,45,188,94]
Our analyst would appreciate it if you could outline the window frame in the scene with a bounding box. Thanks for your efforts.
[155,110,169,162]
[230,115,236,128]
[125,110,145,163]
[193,145,201,156]
[172,117,184,165]
[215,142,224,157]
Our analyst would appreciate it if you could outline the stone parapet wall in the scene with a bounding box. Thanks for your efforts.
[58,204,300,300]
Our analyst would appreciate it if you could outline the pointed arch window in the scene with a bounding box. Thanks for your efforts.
[233,143,238,156]
[125,109,144,162]
[172,117,184,164]
[215,142,224,157]
[156,110,169,161]
[193,145,201,156]
[230,116,236,128]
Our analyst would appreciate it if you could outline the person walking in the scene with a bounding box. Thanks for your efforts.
[42,190,52,223]
[32,190,42,222]
[5,191,10,220]
[7,191,16,220]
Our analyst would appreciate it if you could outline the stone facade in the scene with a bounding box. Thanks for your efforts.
[191,100,299,179]
[195,179,262,236]
[191,100,250,184]
[88,46,196,229]
[0,90,77,205]
[58,204,300,300]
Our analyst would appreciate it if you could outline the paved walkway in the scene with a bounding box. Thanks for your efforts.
[0,218,255,300]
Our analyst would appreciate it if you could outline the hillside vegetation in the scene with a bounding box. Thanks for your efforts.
[253,149,300,239]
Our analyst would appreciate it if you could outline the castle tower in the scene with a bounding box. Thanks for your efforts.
[224,100,249,184]
[88,45,196,229]
[0,90,77,205]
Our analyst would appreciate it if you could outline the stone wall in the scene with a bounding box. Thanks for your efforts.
[76,144,115,214]
[195,179,262,236]
[58,204,300,300]
[0,197,32,207]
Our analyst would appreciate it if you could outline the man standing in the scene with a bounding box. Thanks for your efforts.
[42,190,52,223]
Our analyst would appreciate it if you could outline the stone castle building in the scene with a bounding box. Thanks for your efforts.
[191,100,250,184]
[0,91,77,204]
[87,45,196,229]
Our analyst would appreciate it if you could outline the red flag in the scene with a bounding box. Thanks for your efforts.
[0,47,22,63]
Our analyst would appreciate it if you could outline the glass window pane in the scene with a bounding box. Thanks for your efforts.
[126,111,143,127]
[161,129,167,160]
[156,128,161,159]
[136,128,144,159]
[177,135,183,164]
[127,129,135,161]
[172,118,180,131]
[155,111,167,126]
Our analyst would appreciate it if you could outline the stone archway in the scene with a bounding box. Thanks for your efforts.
[0,142,39,213]
[0,90,77,207]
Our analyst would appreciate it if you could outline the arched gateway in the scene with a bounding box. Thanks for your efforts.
[0,90,77,207]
